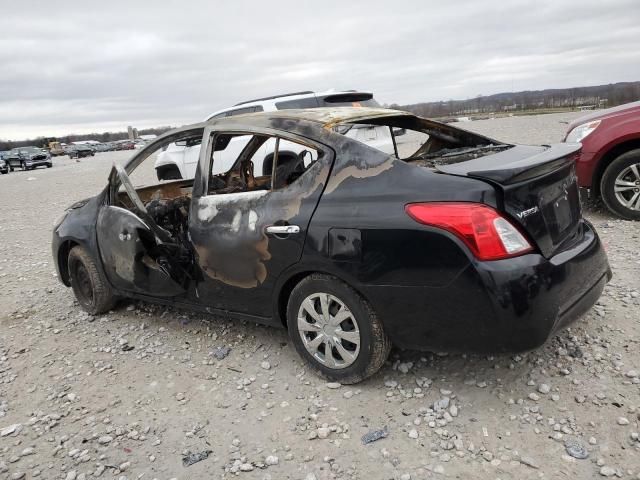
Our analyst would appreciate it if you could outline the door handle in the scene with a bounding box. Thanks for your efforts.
[265,225,300,235]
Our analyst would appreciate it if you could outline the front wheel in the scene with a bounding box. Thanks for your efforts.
[601,149,640,220]
[68,246,116,314]
[287,274,391,384]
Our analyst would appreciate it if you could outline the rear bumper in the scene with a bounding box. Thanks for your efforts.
[361,220,610,353]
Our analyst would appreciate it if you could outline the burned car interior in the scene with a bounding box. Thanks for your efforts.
[108,126,322,290]
[206,133,319,195]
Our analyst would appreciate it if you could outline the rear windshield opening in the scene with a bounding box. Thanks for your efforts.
[333,117,513,167]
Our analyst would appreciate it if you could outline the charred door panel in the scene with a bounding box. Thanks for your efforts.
[189,156,332,317]
[96,206,185,296]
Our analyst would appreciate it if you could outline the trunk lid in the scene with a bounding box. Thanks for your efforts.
[436,144,582,258]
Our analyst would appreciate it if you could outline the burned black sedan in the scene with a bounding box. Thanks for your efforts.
[52,108,611,383]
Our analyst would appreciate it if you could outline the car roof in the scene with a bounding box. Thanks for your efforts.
[208,106,409,129]
[205,90,376,120]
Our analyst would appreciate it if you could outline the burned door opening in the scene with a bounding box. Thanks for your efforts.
[189,128,333,317]
[96,205,188,296]
[97,130,207,298]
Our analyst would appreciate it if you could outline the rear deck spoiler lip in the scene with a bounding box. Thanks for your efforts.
[436,143,582,185]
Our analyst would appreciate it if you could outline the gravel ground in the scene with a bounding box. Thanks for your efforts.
[1,112,639,480]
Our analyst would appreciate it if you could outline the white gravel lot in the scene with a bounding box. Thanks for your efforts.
[0,112,639,480]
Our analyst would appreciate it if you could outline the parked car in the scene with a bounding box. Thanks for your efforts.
[48,141,65,156]
[154,90,394,181]
[68,145,95,159]
[564,101,640,219]
[92,143,109,153]
[53,107,610,383]
[6,146,52,170]
[0,151,10,173]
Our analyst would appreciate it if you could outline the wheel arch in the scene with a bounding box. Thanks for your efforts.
[592,139,640,196]
[273,268,371,328]
[57,239,80,286]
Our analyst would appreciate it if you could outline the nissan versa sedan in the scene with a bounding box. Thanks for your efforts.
[52,108,611,383]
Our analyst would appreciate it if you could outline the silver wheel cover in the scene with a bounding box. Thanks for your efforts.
[614,163,640,211]
[297,292,361,369]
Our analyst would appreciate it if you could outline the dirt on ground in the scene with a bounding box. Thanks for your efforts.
[1,112,639,480]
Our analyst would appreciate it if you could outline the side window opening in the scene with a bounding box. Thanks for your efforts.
[115,131,203,246]
[333,123,430,160]
[124,134,201,193]
[206,133,319,196]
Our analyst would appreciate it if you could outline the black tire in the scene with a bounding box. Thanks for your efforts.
[46,163,52,168]
[600,149,640,220]
[68,246,116,314]
[287,274,391,384]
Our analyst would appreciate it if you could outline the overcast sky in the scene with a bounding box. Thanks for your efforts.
[1,0,639,140]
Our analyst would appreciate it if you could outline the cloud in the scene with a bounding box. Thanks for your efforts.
[0,0,639,139]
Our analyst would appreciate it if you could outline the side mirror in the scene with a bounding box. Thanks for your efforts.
[393,127,407,136]
[175,140,187,146]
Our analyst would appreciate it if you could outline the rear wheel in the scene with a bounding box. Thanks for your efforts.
[287,274,391,384]
[601,149,640,220]
[68,246,116,314]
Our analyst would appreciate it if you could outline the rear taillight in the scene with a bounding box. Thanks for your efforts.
[405,202,533,261]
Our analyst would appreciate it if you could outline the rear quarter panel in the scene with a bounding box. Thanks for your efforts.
[302,135,498,288]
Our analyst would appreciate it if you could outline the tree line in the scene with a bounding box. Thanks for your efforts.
[389,81,640,119]
[0,126,173,151]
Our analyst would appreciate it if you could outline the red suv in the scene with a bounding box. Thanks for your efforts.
[564,101,640,220]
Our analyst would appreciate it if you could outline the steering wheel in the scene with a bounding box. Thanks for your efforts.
[115,163,148,214]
